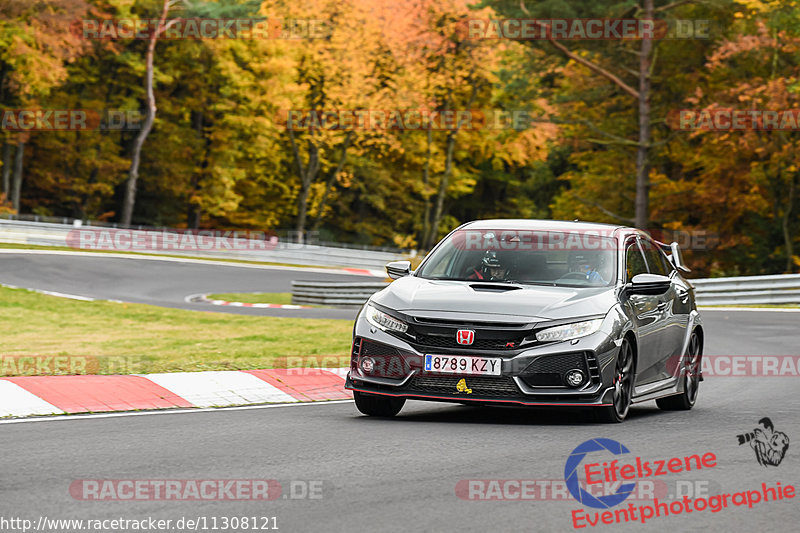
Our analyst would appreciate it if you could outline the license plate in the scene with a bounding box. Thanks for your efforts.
[424,354,501,376]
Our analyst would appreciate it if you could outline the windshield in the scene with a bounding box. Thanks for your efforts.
[415,229,617,287]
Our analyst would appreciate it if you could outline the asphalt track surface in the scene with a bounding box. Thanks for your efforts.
[1,252,798,531]
[0,251,376,319]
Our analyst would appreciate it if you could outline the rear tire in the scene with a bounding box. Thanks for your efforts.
[657,331,701,411]
[353,391,405,417]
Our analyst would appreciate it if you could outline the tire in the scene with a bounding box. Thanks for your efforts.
[595,338,635,423]
[657,331,701,411]
[353,390,405,417]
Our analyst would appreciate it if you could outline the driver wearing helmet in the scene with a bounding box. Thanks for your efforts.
[467,251,508,281]
[568,252,606,283]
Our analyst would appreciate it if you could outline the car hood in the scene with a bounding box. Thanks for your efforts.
[371,276,617,322]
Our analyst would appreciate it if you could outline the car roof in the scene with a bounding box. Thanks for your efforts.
[460,218,629,234]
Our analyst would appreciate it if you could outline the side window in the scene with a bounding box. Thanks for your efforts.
[640,238,668,276]
[625,240,648,281]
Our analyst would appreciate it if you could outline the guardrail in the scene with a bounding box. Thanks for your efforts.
[0,218,409,271]
[291,280,390,307]
[290,274,800,308]
[692,273,800,306]
[4,217,799,305]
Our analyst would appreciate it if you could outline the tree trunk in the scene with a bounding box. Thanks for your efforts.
[186,110,207,229]
[120,0,172,226]
[425,129,457,249]
[783,174,796,273]
[423,82,478,250]
[312,131,353,233]
[2,142,11,198]
[11,140,24,211]
[289,130,320,243]
[634,0,654,230]
[421,125,432,248]
[295,142,319,239]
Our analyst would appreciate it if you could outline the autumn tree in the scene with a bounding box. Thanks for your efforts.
[119,0,261,226]
[0,0,89,211]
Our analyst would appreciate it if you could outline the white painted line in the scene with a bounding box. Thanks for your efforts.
[0,399,355,425]
[34,289,95,301]
[0,380,65,417]
[142,371,298,408]
[0,249,383,277]
[699,307,800,313]
[0,283,95,301]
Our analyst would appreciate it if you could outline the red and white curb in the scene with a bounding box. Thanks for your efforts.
[189,294,311,309]
[0,368,350,418]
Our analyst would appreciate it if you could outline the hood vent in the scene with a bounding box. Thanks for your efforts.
[469,283,523,293]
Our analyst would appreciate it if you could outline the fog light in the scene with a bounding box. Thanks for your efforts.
[361,357,375,373]
[565,369,585,387]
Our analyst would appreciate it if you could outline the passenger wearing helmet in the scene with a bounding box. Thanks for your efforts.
[467,251,508,281]
[567,252,606,283]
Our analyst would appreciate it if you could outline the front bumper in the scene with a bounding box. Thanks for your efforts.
[345,375,614,407]
[345,311,623,407]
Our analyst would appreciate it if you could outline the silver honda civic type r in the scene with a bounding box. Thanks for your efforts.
[344,219,703,423]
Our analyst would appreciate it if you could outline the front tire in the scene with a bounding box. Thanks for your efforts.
[657,331,701,411]
[353,391,405,417]
[595,338,635,423]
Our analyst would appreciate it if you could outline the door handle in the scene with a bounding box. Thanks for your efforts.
[657,302,668,311]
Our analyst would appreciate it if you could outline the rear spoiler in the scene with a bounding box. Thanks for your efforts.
[655,240,691,273]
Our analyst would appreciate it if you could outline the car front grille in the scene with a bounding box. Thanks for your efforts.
[407,375,521,397]
[414,333,526,351]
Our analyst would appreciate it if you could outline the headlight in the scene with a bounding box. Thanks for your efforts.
[365,304,408,333]
[535,319,603,343]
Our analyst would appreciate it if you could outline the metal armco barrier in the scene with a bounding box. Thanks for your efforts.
[692,273,800,306]
[291,274,800,308]
[291,281,389,307]
[0,218,407,271]
[3,218,799,307]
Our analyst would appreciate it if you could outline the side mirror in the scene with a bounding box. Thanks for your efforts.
[386,260,411,280]
[668,242,691,273]
[627,273,671,295]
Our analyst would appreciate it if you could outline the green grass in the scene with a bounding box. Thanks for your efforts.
[0,286,351,376]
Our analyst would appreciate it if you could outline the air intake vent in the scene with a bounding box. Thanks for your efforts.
[469,283,522,292]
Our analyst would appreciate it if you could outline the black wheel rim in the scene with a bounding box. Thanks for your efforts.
[684,333,701,404]
[613,341,634,418]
